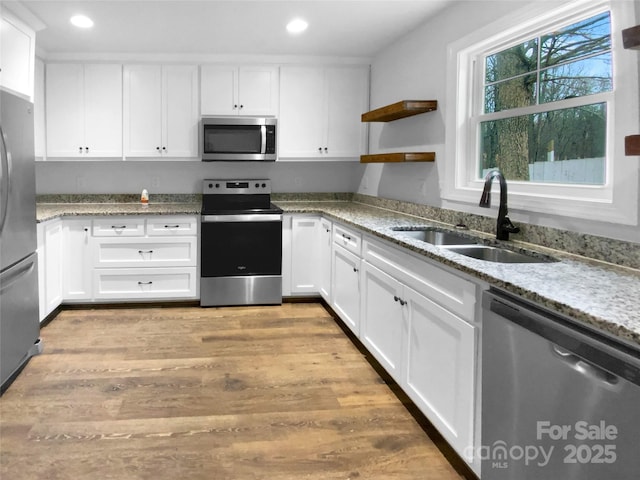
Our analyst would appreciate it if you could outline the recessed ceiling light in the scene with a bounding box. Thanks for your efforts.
[70,15,94,29]
[286,18,308,35]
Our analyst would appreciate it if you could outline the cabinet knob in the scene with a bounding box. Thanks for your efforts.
[78,146,83,153]
[234,104,238,109]
[394,295,399,302]
[318,147,322,152]
[162,147,166,152]
[353,267,358,273]
[239,104,244,109]
[324,147,328,153]
[85,147,89,153]
[156,147,161,151]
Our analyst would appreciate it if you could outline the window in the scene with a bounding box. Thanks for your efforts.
[480,12,611,185]
[444,0,639,225]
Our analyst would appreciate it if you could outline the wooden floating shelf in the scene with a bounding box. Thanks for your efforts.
[361,100,438,122]
[360,152,436,163]
[625,135,640,156]
[622,25,640,50]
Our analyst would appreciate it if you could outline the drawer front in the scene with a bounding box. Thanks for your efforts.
[147,216,198,236]
[92,218,145,237]
[94,237,197,267]
[93,267,197,299]
[363,237,477,323]
[333,224,362,256]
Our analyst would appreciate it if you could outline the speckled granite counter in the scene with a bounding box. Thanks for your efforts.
[37,202,200,222]
[275,200,640,347]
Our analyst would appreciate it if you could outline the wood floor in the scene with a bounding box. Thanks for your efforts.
[1,303,467,479]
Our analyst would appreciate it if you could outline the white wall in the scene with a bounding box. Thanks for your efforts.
[361,0,640,243]
[35,160,364,194]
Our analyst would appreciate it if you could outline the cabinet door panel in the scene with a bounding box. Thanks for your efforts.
[290,216,320,293]
[0,13,34,98]
[279,67,325,158]
[200,65,237,115]
[238,66,279,116]
[163,65,198,157]
[360,262,404,381]
[326,67,369,158]
[62,219,92,300]
[318,218,332,301]
[332,245,360,335]
[84,64,122,157]
[124,65,163,156]
[45,63,84,157]
[44,220,63,314]
[405,286,476,460]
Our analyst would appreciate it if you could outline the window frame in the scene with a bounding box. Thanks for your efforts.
[443,0,639,226]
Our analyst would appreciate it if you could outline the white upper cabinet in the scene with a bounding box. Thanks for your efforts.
[279,65,369,160]
[123,64,198,159]
[201,65,279,116]
[0,10,35,100]
[46,63,123,158]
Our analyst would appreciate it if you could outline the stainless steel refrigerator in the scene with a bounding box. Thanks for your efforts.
[0,89,41,394]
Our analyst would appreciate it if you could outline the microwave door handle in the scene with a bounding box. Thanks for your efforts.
[260,125,267,154]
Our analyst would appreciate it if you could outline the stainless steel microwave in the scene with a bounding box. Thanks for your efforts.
[201,116,277,161]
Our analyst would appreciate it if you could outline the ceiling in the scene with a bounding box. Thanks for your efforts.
[12,0,452,58]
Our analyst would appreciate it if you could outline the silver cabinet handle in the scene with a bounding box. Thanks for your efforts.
[164,224,180,228]
[137,281,153,285]
[138,250,153,254]
[111,225,127,229]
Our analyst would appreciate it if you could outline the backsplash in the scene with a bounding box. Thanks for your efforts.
[36,194,200,204]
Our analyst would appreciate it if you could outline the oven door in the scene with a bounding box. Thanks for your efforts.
[201,214,282,278]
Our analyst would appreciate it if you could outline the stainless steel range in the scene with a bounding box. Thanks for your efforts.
[200,179,283,307]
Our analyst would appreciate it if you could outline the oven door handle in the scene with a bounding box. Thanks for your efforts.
[202,214,282,223]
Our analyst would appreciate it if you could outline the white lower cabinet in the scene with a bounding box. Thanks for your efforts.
[331,244,361,336]
[37,219,63,321]
[289,215,321,294]
[62,219,93,301]
[403,284,476,464]
[318,218,332,301]
[37,215,198,308]
[360,261,405,381]
[91,215,198,300]
[93,267,196,300]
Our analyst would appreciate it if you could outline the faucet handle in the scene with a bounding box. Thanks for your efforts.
[501,216,520,234]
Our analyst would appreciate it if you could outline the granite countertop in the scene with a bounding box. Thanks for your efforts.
[275,200,640,347]
[36,202,201,222]
[35,198,640,347]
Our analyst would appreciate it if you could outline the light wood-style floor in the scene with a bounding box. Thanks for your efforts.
[1,303,467,479]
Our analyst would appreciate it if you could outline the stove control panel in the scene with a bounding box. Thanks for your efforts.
[203,179,271,195]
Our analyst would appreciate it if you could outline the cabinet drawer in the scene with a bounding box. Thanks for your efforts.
[363,237,477,323]
[333,223,362,256]
[92,218,145,236]
[93,267,197,299]
[146,216,197,236]
[94,237,197,267]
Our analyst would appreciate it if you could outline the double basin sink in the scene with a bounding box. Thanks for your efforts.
[393,227,557,264]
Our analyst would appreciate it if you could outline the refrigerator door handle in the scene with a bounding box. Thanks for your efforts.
[0,255,36,293]
[0,126,11,234]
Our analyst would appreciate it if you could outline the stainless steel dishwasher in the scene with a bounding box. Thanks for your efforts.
[481,288,640,480]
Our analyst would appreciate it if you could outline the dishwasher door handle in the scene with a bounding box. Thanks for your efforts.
[552,344,620,387]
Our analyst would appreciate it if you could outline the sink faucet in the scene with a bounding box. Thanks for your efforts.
[479,170,520,241]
